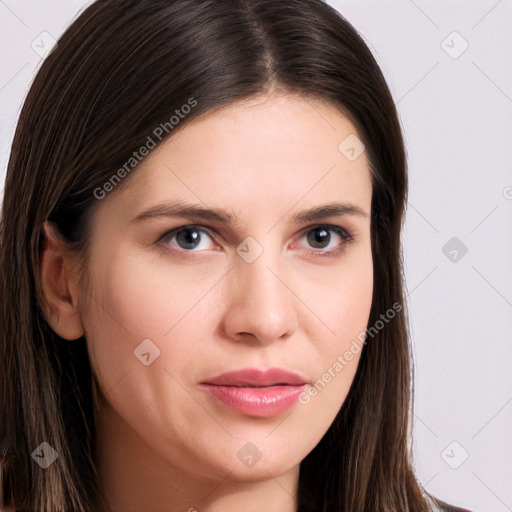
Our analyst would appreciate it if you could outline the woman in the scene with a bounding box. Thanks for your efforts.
[0,1,472,511]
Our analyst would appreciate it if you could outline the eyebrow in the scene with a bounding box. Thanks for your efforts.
[130,199,368,226]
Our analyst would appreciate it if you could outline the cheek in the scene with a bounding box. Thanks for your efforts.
[300,245,374,345]
[81,252,225,463]
[81,252,216,391]
[77,239,374,479]
[82,239,373,401]
[295,248,373,421]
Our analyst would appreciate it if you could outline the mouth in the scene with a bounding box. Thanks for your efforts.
[200,367,308,418]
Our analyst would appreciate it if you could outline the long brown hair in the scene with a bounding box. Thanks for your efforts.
[1,1,462,510]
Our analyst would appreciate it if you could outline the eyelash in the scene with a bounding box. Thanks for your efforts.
[157,224,355,258]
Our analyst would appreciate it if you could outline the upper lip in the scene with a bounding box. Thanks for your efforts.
[202,367,308,387]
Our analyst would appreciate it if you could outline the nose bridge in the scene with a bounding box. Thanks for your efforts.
[221,235,298,344]
[241,246,282,303]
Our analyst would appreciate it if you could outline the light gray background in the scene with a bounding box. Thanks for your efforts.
[1,1,511,511]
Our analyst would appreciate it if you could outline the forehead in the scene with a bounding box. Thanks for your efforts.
[99,93,372,224]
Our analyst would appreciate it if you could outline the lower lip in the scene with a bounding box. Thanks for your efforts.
[200,384,306,417]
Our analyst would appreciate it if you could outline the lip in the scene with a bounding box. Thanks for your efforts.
[200,367,308,418]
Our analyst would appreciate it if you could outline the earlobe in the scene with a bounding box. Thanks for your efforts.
[39,221,85,340]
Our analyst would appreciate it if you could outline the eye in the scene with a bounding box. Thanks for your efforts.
[157,223,354,257]
[297,224,354,257]
[160,225,216,252]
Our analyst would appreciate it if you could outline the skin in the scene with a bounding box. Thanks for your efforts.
[40,91,373,512]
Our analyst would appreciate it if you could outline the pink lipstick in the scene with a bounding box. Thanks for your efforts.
[200,367,307,418]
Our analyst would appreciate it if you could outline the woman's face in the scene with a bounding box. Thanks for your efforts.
[80,92,373,487]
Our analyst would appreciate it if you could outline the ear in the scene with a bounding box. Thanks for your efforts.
[39,221,85,340]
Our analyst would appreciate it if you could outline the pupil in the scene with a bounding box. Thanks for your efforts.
[308,228,330,248]
[177,229,201,249]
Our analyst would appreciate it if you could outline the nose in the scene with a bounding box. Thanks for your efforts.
[220,246,299,346]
